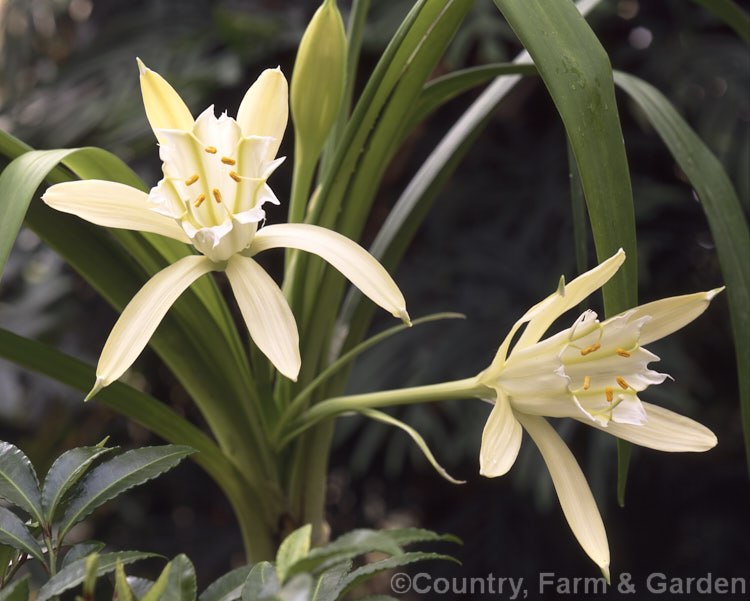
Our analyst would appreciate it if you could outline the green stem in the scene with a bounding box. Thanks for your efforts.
[282,377,487,447]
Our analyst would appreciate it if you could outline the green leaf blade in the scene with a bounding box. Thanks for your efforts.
[199,565,253,601]
[0,442,44,525]
[56,446,194,541]
[161,554,197,601]
[275,525,311,584]
[0,506,44,563]
[41,445,115,524]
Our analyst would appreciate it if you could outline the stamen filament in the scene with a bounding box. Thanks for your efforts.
[185,174,199,186]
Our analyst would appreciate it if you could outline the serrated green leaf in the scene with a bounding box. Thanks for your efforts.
[61,541,106,570]
[35,551,159,601]
[161,555,197,601]
[128,576,157,599]
[339,552,459,597]
[241,562,279,601]
[0,442,44,524]
[309,561,351,601]
[115,560,135,601]
[0,506,44,563]
[0,574,29,601]
[199,565,252,601]
[141,561,172,601]
[276,525,311,584]
[613,70,750,474]
[274,574,313,601]
[376,528,462,548]
[56,446,194,541]
[42,445,115,523]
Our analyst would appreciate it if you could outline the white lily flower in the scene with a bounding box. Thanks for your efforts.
[42,60,409,393]
[477,249,720,579]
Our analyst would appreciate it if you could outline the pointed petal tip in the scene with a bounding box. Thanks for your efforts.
[600,562,611,584]
[84,378,106,402]
[706,286,725,300]
[136,57,147,75]
[398,308,412,327]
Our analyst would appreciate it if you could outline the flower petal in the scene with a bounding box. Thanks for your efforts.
[236,68,288,161]
[250,224,409,323]
[42,180,191,243]
[225,255,300,381]
[626,288,724,345]
[479,389,522,477]
[515,249,626,351]
[88,255,215,398]
[514,412,610,581]
[580,401,717,451]
[137,58,194,138]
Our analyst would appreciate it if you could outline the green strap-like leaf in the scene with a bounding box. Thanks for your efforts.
[198,565,252,601]
[614,70,750,474]
[0,507,44,563]
[115,560,135,601]
[0,574,29,601]
[56,446,194,541]
[41,445,115,524]
[357,409,465,485]
[141,561,173,601]
[275,525,311,585]
[0,443,44,525]
[688,0,750,45]
[160,555,197,601]
[35,551,159,601]
[493,0,637,316]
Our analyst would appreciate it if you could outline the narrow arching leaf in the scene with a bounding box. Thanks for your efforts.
[0,574,29,601]
[161,555,197,601]
[688,0,750,45]
[493,0,637,317]
[0,443,44,524]
[276,525,311,585]
[0,506,44,562]
[199,565,252,601]
[56,446,194,541]
[115,560,135,601]
[42,445,115,523]
[614,70,750,473]
[357,409,465,484]
[142,561,173,601]
[35,551,159,601]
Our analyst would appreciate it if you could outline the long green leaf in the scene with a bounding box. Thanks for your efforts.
[276,525,311,585]
[0,574,29,601]
[199,566,253,601]
[493,0,637,316]
[161,555,197,601]
[61,541,106,570]
[614,70,750,473]
[0,507,44,563]
[241,562,279,601]
[56,446,194,541]
[0,443,43,525]
[688,0,750,45]
[41,445,115,524]
[35,551,159,601]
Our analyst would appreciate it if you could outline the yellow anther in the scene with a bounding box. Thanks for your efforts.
[185,174,199,186]
[583,376,591,390]
[616,348,631,358]
[616,377,629,390]
[580,343,601,356]
[204,146,217,154]
[229,171,242,182]
[605,386,614,403]
[194,193,206,207]
[221,156,236,165]
[212,188,222,203]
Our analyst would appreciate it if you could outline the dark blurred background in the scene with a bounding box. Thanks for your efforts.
[1,0,748,598]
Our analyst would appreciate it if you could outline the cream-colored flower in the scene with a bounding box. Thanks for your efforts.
[42,61,408,394]
[478,249,720,580]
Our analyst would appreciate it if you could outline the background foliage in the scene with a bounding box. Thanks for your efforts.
[1,0,748,597]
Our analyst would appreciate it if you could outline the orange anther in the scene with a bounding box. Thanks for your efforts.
[194,193,206,207]
[204,146,217,154]
[212,188,222,203]
[229,171,242,182]
[580,343,601,356]
[616,348,631,358]
[221,156,236,165]
[583,376,591,390]
[605,387,614,402]
[185,174,199,186]
[616,377,629,390]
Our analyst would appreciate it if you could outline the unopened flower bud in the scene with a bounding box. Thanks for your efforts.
[291,0,347,162]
